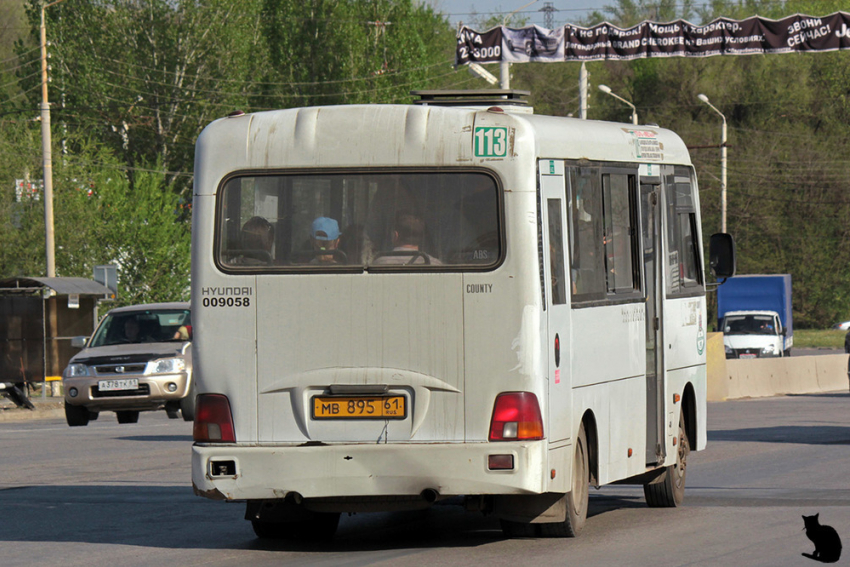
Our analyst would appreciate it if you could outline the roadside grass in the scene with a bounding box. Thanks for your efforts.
[794,329,846,349]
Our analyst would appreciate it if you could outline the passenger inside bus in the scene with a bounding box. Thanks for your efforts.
[310,217,345,265]
[372,211,442,265]
[230,216,275,265]
[218,172,501,270]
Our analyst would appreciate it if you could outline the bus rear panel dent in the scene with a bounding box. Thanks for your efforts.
[191,99,717,540]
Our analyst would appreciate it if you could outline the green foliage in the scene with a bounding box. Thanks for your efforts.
[49,140,191,306]
[258,0,454,107]
[18,0,268,198]
[0,128,190,305]
[15,0,456,199]
[0,118,45,277]
[792,329,846,349]
[91,165,191,306]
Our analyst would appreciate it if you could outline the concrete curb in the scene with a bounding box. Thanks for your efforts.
[706,332,849,401]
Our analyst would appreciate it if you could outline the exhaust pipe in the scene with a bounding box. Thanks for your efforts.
[284,491,304,505]
[421,488,439,504]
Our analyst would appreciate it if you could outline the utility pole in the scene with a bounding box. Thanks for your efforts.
[500,0,539,89]
[39,0,66,278]
[579,63,587,119]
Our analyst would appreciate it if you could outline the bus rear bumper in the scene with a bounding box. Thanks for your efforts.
[192,441,549,504]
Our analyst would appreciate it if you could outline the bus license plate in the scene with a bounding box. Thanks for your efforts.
[98,379,139,391]
[312,396,406,420]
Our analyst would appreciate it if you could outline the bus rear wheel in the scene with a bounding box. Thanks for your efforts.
[251,513,340,541]
[539,424,589,537]
[248,500,340,541]
[644,411,689,507]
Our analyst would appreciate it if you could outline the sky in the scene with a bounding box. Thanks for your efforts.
[425,0,611,29]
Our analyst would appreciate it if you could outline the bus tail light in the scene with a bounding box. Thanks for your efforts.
[489,392,544,441]
[193,394,236,443]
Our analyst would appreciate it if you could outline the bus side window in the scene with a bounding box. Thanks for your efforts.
[664,167,703,295]
[547,199,567,305]
[601,172,639,295]
[568,167,605,301]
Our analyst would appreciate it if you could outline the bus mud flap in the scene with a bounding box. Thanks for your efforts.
[493,493,566,523]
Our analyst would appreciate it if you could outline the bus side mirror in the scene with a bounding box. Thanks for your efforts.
[709,233,736,279]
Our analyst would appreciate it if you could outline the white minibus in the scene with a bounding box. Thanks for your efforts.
[190,90,735,539]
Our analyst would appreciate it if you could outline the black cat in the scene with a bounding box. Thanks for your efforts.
[802,513,842,563]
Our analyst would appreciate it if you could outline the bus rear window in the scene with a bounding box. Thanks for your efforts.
[216,171,501,271]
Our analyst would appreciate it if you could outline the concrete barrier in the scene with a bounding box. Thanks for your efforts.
[705,332,849,401]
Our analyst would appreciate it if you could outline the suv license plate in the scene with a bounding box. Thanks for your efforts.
[739,353,757,359]
[312,396,406,419]
[98,379,139,392]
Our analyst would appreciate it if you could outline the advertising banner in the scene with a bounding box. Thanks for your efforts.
[456,12,850,65]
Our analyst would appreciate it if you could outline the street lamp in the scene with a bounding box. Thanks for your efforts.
[40,0,67,278]
[697,93,728,234]
[468,62,499,86]
[597,84,638,125]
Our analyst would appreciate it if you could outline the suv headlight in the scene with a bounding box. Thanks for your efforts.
[145,357,186,375]
[65,363,89,377]
[761,346,776,355]
[725,345,733,354]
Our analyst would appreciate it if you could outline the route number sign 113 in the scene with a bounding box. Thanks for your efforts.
[474,127,508,158]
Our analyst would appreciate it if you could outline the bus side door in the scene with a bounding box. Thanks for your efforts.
[540,159,572,445]
[641,180,665,465]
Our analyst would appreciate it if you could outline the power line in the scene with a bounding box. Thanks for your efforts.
[84,53,455,88]
[0,46,40,66]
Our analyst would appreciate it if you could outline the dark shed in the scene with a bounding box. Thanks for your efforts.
[0,277,113,385]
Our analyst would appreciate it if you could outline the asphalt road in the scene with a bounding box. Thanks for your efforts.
[2,393,850,566]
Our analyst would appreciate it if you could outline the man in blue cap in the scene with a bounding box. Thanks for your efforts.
[311,216,342,264]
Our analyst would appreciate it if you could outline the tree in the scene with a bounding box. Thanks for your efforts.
[18,0,457,200]
[20,0,267,198]
[257,0,456,108]
[90,165,191,305]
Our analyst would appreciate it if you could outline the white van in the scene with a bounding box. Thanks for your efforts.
[722,310,786,358]
[190,90,735,539]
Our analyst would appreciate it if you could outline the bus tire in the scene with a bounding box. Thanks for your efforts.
[644,411,689,507]
[499,519,536,538]
[251,519,285,539]
[65,402,89,427]
[540,425,589,538]
[251,513,340,541]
